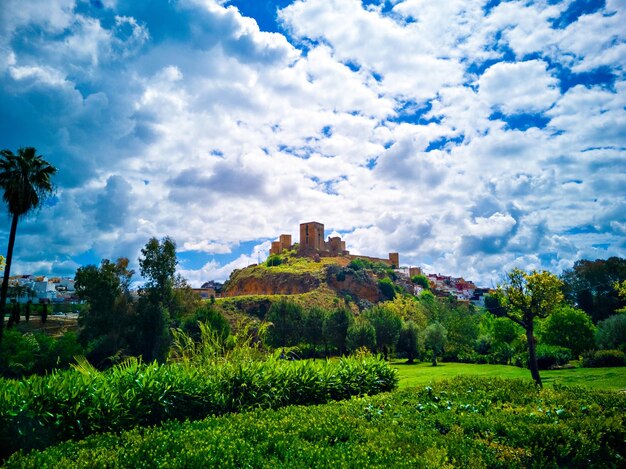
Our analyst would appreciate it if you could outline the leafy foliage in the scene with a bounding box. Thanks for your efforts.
[411,274,430,289]
[265,299,304,349]
[265,254,282,267]
[561,257,626,323]
[378,277,396,301]
[541,305,596,356]
[421,322,447,366]
[595,313,626,352]
[490,269,564,386]
[396,320,420,363]
[582,349,626,367]
[10,377,624,468]
[346,320,376,353]
[364,304,402,359]
[0,355,397,461]
[0,147,57,340]
[0,330,83,378]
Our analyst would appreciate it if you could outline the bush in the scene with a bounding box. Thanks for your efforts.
[534,344,572,370]
[378,277,396,301]
[265,254,282,267]
[0,330,83,378]
[582,349,626,368]
[541,305,596,356]
[595,313,626,352]
[0,356,397,460]
[181,303,230,343]
[9,377,625,468]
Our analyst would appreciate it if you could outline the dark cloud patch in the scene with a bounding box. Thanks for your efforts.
[376,139,447,188]
[168,162,267,204]
[94,175,133,230]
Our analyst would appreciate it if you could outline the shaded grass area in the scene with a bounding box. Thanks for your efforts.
[8,376,625,468]
[393,361,626,391]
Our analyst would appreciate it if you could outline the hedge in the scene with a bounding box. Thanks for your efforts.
[7,376,625,468]
[0,356,397,460]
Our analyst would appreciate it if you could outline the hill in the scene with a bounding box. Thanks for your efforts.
[220,254,394,314]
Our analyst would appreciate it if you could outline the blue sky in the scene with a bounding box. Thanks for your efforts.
[0,0,625,286]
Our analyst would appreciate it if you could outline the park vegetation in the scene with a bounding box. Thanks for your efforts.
[7,376,624,468]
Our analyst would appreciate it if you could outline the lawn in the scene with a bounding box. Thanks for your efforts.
[393,360,626,391]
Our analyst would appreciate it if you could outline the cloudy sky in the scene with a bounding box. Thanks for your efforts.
[1,0,625,287]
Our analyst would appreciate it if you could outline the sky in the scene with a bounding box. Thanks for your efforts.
[0,0,625,287]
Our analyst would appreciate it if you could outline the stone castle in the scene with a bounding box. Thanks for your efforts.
[270,221,399,268]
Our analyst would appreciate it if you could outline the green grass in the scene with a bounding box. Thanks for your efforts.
[393,361,626,391]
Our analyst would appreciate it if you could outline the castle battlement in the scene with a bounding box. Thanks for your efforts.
[270,221,399,268]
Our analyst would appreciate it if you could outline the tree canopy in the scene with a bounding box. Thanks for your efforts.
[561,257,626,323]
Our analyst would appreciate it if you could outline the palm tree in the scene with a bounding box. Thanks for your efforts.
[0,147,57,341]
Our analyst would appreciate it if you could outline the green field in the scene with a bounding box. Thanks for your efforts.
[393,361,626,391]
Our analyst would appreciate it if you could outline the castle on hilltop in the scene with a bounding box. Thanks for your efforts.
[270,221,399,268]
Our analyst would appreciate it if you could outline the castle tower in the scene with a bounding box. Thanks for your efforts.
[300,221,325,252]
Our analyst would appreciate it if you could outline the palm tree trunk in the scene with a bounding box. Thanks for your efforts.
[0,213,19,341]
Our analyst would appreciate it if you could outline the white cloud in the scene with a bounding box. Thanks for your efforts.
[1,0,624,288]
[478,60,560,114]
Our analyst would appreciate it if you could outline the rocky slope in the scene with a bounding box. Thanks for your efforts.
[222,256,383,304]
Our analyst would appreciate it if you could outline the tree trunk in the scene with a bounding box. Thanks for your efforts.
[432,351,437,366]
[526,327,542,387]
[0,214,19,341]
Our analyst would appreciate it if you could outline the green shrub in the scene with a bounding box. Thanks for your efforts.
[0,356,397,460]
[9,377,625,468]
[0,330,84,378]
[595,313,626,352]
[378,277,396,301]
[582,349,626,368]
[265,254,282,267]
[181,303,230,342]
[534,345,572,370]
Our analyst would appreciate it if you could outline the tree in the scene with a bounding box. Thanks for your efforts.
[397,320,420,364]
[488,269,564,386]
[541,305,596,357]
[182,303,230,343]
[595,314,626,352]
[323,307,354,356]
[139,237,177,306]
[75,258,135,366]
[365,304,402,360]
[0,147,57,342]
[346,319,376,353]
[561,257,626,323]
[265,299,303,350]
[303,306,326,358]
[411,274,430,290]
[382,296,428,328]
[421,322,447,366]
[136,237,179,363]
